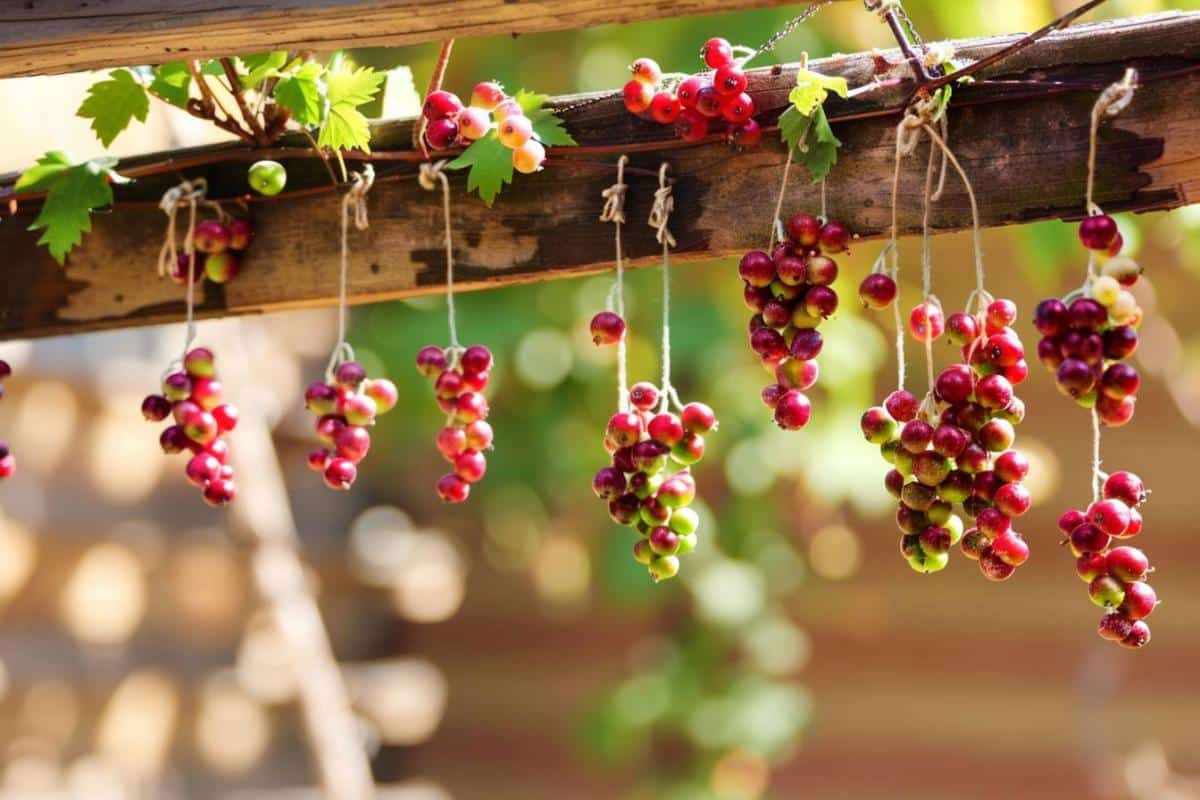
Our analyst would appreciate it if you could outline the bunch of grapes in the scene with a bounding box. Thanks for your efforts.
[303,362,399,491]
[862,297,1033,579]
[1059,470,1156,648]
[422,82,547,174]
[1035,214,1144,427]
[0,360,13,480]
[592,382,716,582]
[622,38,762,147]
[738,212,851,431]
[415,344,495,503]
[176,217,254,285]
[140,348,239,507]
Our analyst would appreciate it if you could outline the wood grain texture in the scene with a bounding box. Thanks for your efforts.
[1,12,1198,341]
[0,0,836,79]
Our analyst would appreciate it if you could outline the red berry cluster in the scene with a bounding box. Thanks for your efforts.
[422,83,546,174]
[738,212,851,430]
[592,382,716,582]
[303,362,399,491]
[1034,215,1143,427]
[1059,471,1156,649]
[175,218,254,286]
[862,298,1032,579]
[622,38,761,146]
[141,348,238,507]
[0,360,13,480]
[415,344,495,503]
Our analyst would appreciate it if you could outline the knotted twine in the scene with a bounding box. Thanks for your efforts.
[648,163,682,413]
[325,165,375,380]
[601,156,630,411]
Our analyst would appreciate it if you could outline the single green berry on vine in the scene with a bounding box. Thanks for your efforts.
[248,160,287,196]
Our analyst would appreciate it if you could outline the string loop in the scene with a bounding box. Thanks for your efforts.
[603,156,630,411]
[325,165,375,380]
[1086,68,1139,217]
[650,164,682,413]
[419,160,461,353]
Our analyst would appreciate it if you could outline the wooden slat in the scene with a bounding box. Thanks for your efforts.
[0,0,838,79]
[1,12,1199,341]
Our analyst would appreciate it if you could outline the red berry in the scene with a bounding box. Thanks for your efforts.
[991,530,1030,566]
[702,37,734,68]
[681,402,717,433]
[677,76,705,109]
[720,92,755,124]
[675,109,708,142]
[727,119,762,147]
[423,90,463,120]
[1078,214,1118,251]
[623,80,653,114]
[1119,581,1157,621]
[786,213,821,247]
[908,302,945,342]
[424,118,460,150]
[454,449,488,483]
[774,390,811,430]
[649,92,682,124]
[713,65,747,96]
[202,478,237,507]
[1103,471,1147,507]
[629,58,662,84]
[323,458,357,490]
[436,473,470,503]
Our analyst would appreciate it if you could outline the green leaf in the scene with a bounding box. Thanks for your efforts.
[15,151,72,192]
[274,61,325,126]
[148,62,192,108]
[76,69,150,147]
[803,106,842,183]
[200,60,225,77]
[788,68,848,116]
[240,51,288,88]
[779,105,841,183]
[512,88,577,146]
[22,156,128,263]
[447,132,513,206]
[318,61,385,152]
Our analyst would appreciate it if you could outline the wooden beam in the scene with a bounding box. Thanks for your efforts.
[0,0,839,79]
[1,12,1198,341]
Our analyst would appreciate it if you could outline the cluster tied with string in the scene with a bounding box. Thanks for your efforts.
[174,216,254,285]
[593,384,716,582]
[739,212,851,430]
[141,348,239,507]
[1059,471,1156,649]
[862,297,1033,579]
[304,363,398,491]
[1035,214,1144,427]
[423,83,547,174]
[0,360,14,480]
[416,344,495,504]
[622,39,762,147]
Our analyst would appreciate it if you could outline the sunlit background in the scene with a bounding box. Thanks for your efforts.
[2,1,1200,798]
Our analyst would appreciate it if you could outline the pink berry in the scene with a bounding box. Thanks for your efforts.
[702,37,734,68]
[774,390,811,430]
[324,458,357,491]
[649,92,682,124]
[680,402,717,434]
[909,302,945,342]
[858,274,896,310]
[416,346,448,377]
[623,80,653,114]
[202,479,237,507]
[454,449,488,483]
[590,311,626,346]
[436,473,470,503]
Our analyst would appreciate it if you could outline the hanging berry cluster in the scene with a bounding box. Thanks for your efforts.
[416,344,495,504]
[1034,214,1143,427]
[304,363,399,490]
[594,384,717,582]
[141,348,239,507]
[739,212,850,430]
[622,38,762,146]
[862,296,1032,578]
[175,216,254,285]
[1060,471,1155,648]
[0,360,13,480]
[423,83,547,174]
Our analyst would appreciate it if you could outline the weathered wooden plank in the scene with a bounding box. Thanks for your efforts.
[1,12,1198,341]
[0,0,839,79]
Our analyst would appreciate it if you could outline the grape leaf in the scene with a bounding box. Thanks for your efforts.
[17,155,130,263]
[447,132,513,206]
[76,69,150,147]
[14,151,72,192]
[274,61,325,126]
[779,105,841,183]
[512,88,577,146]
[318,60,385,152]
[788,68,848,116]
[149,62,192,108]
[240,51,289,88]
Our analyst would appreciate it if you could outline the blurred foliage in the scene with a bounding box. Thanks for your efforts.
[344,1,1200,797]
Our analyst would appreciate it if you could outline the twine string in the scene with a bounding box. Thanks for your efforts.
[156,179,214,367]
[1086,68,1139,218]
[1083,71,1136,500]
[649,164,682,412]
[325,165,375,380]
[920,140,938,395]
[419,160,461,354]
[602,156,630,412]
[769,148,795,249]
